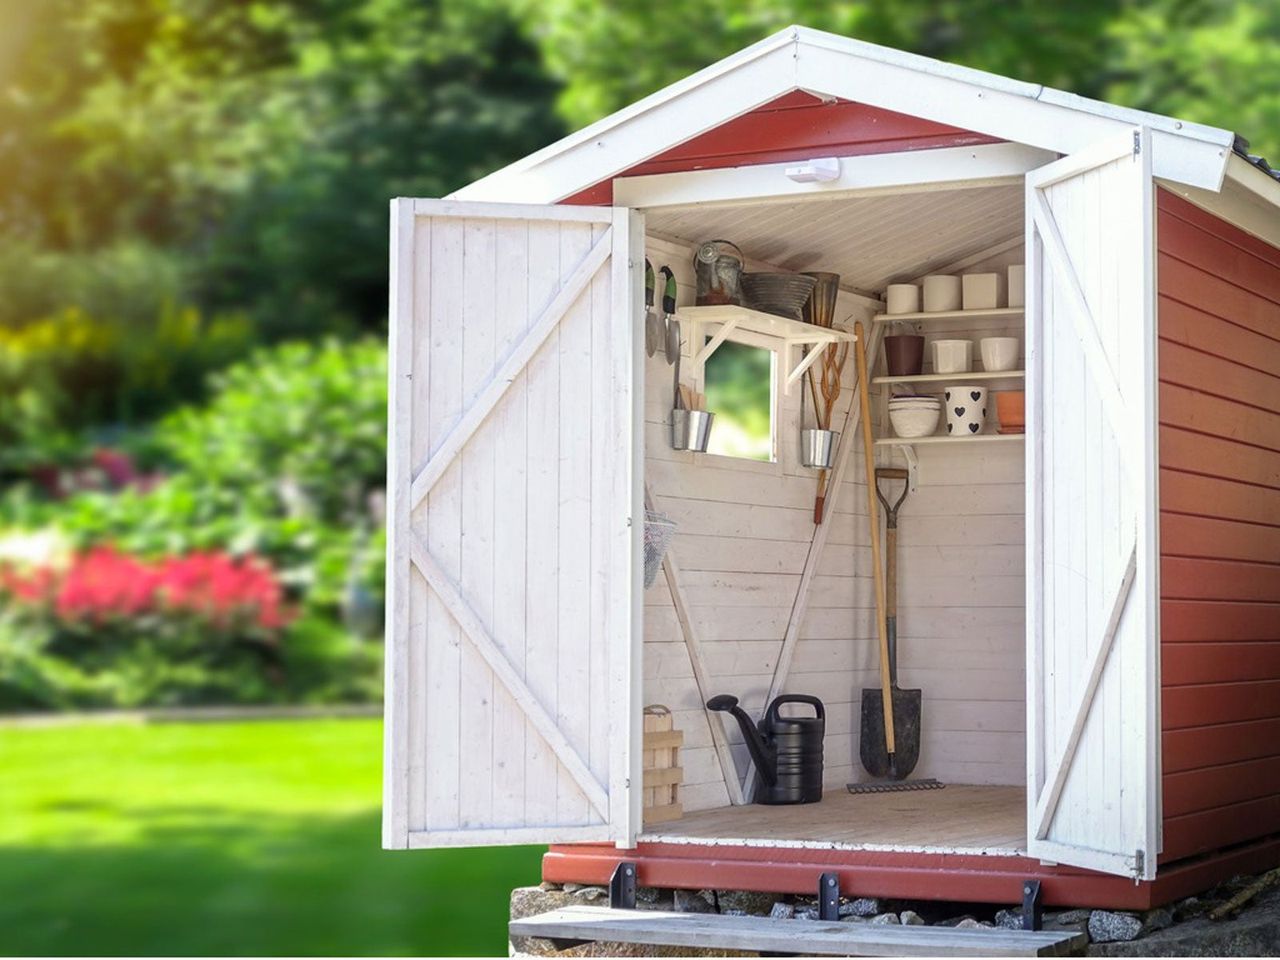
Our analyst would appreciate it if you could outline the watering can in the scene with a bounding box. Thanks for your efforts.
[706,693,825,805]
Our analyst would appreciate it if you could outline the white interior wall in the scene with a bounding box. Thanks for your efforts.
[641,226,1029,816]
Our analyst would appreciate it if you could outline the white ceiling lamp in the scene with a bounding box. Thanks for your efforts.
[784,157,841,183]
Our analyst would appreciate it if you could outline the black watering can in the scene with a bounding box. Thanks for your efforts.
[707,694,825,805]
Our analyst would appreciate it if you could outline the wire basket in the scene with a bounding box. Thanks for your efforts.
[643,511,678,588]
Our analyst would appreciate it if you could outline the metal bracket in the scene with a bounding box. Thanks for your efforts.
[610,860,637,910]
[1022,879,1044,931]
[818,871,840,921]
[900,444,920,492]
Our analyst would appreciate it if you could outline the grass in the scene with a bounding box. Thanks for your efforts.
[0,718,543,956]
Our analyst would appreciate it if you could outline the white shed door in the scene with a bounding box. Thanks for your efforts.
[1025,128,1160,880]
[383,199,644,850]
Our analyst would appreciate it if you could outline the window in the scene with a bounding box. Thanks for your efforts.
[702,339,775,461]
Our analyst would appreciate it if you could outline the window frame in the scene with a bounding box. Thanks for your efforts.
[692,327,783,471]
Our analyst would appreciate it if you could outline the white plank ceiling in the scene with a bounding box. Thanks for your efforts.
[644,184,1023,297]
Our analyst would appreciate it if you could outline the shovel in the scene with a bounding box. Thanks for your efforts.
[858,467,923,781]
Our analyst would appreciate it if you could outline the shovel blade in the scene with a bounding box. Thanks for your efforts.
[859,686,922,780]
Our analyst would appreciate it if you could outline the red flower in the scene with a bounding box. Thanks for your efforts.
[0,546,291,632]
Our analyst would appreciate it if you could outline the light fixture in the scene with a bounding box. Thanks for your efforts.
[784,157,841,183]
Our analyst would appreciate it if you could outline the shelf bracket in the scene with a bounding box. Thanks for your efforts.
[899,444,920,492]
[784,337,830,393]
[694,318,740,366]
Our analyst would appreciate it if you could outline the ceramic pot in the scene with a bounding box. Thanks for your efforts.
[1008,265,1026,308]
[996,390,1025,433]
[945,385,987,437]
[932,339,973,374]
[889,399,940,439]
[923,275,962,312]
[884,335,925,376]
[979,337,1020,372]
[886,284,920,315]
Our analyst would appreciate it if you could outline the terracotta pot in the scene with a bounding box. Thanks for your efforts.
[996,390,1025,433]
[884,335,925,377]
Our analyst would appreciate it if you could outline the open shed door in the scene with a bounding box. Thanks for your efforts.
[383,199,644,850]
[1025,129,1160,880]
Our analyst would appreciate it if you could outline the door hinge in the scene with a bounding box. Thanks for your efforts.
[1133,849,1145,877]
[1133,131,1142,157]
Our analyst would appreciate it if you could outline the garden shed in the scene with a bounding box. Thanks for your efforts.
[382,26,1280,915]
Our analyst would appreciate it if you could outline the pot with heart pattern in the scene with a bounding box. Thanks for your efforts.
[945,385,988,437]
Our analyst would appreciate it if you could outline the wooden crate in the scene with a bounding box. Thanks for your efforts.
[643,705,683,825]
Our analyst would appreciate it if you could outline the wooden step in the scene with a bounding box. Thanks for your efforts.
[510,905,1087,957]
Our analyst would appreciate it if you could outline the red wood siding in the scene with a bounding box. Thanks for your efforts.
[1157,189,1280,865]
[563,93,999,204]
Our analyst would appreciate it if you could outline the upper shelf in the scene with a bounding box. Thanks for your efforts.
[873,370,1025,386]
[676,305,856,394]
[676,305,856,345]
[873,307,1024,325]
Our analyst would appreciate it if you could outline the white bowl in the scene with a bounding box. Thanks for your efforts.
[890,405,941,438]
[932,339,973,374]
[923,275,962,312]
[980,337,1020,372]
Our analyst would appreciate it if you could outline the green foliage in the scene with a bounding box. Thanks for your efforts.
[0,304,256,473]
[0,0,565,337]
[156,338,387,524]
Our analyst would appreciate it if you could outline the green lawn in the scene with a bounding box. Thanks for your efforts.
[0,718,542,956]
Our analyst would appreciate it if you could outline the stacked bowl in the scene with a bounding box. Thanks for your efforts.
[888,395,941,439]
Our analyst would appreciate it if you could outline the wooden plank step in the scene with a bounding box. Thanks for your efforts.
[510,906,1087,957]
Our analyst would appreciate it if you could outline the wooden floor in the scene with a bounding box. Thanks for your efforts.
[641,784,1026,855]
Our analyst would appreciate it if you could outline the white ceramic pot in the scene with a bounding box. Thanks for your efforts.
[886,284,920,315]
[962,273,1005,310]
[922,275,962,312]
[932,339,972,374]
[945,385,987,437]
[979,337,1020,372]
[889,401,940,439]
[1008,264,1026,308]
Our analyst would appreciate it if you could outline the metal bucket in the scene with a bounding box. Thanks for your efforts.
[801,428,838,468]
[672,409,715,452]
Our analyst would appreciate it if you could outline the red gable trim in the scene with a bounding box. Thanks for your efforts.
[564,92,1000,205]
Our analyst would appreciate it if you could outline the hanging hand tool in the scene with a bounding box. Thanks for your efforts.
[644,259,659,357]
[661,266,680,365]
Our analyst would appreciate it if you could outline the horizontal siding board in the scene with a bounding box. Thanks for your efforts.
[1159,189,1280,268]
[1163,717,1280,774]
[1158,213,1280,309]
[1163,794,1280,862]
[1159,339,1280,411]
[1160,512,1280,563]
[1160,470,1280,526]
[1162,679,1280,729]
[1160,382,1280,456]
[1161,642,1280,686]
[1160,429,1280,490]
[1163,756,1280,817]
[1161,557,1280,602]
[1157,284,1280,370]
[1160,600,1280,643]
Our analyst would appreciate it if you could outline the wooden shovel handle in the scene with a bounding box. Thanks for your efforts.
[854,321,895,756]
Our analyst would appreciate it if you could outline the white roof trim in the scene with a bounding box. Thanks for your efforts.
[452,25,1235,204]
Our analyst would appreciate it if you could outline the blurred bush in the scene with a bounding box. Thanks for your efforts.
[0,304,256,476]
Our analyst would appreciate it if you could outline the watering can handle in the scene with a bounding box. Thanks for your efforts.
[766,694,825,725]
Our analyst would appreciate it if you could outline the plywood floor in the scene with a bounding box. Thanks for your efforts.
[641,785,1026,855]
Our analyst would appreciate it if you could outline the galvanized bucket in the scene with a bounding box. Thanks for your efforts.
[672,409,715,452]
[801,428,838,468]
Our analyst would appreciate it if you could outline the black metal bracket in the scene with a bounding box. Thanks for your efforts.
[1022,879,1043,931]
[610,860,637,910]
[818,871,840,921]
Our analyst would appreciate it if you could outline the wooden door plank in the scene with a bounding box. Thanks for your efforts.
[410,532,609,818]
[409,228,613,509]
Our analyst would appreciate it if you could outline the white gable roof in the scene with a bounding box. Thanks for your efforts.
[452,25,1236,204]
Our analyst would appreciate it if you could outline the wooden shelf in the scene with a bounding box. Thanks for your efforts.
[873,307,1024,325]
[875,370,1024,385]
[676,305,855,394]
[876,434,1024,447]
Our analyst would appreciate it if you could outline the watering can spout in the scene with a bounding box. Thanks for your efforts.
[706,694,776,786]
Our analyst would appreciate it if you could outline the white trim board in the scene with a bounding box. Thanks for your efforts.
[614,144,1055,210]
[451,26,1234,204]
